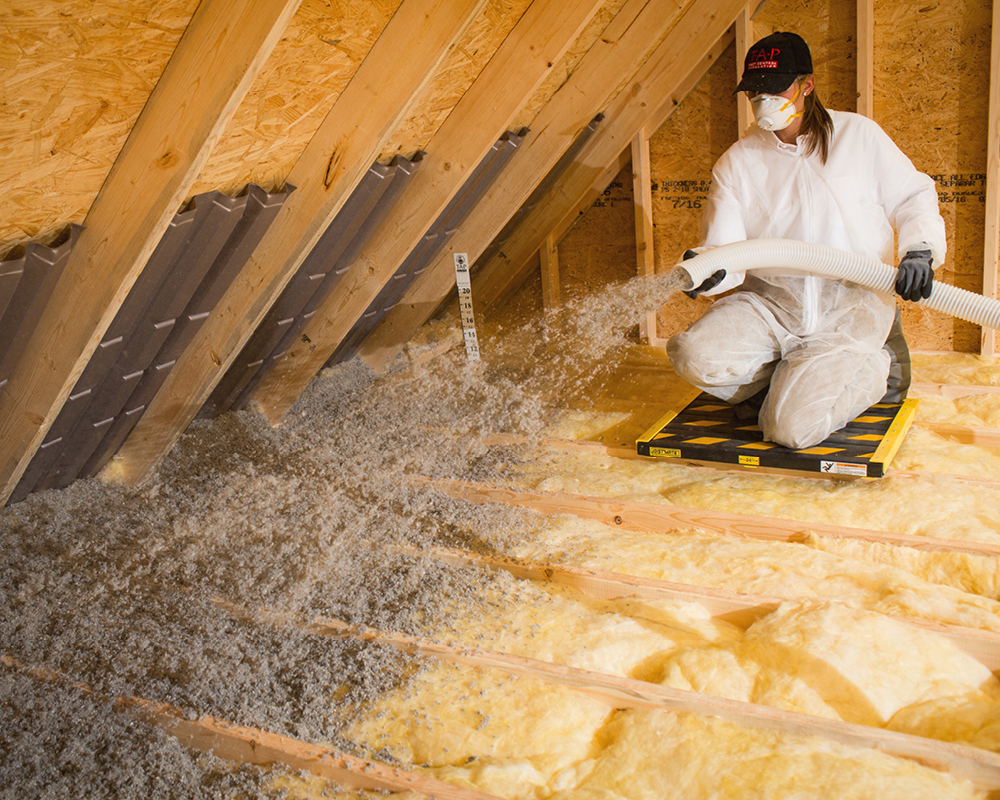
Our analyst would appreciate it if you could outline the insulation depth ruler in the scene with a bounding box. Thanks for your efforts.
[454,253,480,361]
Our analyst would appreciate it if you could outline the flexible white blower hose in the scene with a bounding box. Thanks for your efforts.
[674,239,1000,331]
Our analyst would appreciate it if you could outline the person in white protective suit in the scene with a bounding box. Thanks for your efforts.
[667,31,947,449]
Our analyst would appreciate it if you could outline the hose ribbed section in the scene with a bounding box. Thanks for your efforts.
[675,239,1000,331]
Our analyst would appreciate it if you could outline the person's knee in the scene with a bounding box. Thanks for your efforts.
[668,331,730,387]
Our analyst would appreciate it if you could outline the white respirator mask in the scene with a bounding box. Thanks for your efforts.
[750,82,803,131]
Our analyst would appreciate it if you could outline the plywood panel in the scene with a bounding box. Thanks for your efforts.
[189,0,402,198]
[378,0,533,159]
[754,0,858,113]
[0,0,200,257]
[512,0,630,130]
[874,0,992,353]
[557,165,636,298]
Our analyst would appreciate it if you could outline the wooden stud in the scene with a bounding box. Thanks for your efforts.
[540,234,560,310]
[736,4,754,136]
[112,0,490,485]
[857,0,875,117]
[983,0,1000,357]
[359,6,742,373]
[248,0,607,425]
[631,128,663,346]
[0,0,302,505]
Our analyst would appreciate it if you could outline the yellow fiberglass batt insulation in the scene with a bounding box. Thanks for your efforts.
[910,353,1000,386]
[655,600,998,727]
[519,449,1000,546]
[328,579,996,800]
[513,517,1000,631]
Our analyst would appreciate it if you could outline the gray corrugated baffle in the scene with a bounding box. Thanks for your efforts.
[7,185,291,505]
[327,130,526,367]
[0,225,83,395]
[200,154,422,418]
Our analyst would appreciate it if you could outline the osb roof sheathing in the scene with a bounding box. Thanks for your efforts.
[0,0,199,256]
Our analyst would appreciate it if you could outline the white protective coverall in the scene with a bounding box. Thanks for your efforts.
[668,110,946,449]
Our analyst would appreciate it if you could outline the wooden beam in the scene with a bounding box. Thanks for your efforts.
[631,128,664,347]
[425,544,781,629]
[910,382,1000,400]
[302,617,1000,791]
[983,0,1000,357]
[0,0,302,504]
[469,1,746,319]
[540,234,560,309]
[736,4,753,136]
[6,656,502,800]
[422,476,1000,559]
[248,0,606,425]
[357,0,728,374]
[857,0,874,117]
[545,27,734,249]
[112,0,488,484]
[921,422,1000,448]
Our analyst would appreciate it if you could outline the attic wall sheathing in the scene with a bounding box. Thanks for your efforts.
[498,0,997,354]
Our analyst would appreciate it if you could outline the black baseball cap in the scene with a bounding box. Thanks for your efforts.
[735,32,812,94]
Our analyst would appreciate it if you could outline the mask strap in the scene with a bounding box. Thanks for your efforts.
[778,81,801,112]
[779,81,804,122]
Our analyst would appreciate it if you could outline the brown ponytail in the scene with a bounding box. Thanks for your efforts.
[797,75,834,164]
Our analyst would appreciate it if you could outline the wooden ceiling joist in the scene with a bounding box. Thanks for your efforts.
[110,0,489,485]
[359,2,744,372]
[429,547,1000,671]
[7,656,504,800]
[982,0,1000,358]
[304,617,1000,792]
[425,476,1000,560]
[0,0,302,506]
[246,0,608,426]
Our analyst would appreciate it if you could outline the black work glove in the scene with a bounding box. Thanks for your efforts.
[895,250,934,302]
[682,250,727,299]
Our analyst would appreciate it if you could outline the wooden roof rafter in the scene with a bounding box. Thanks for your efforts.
[246,0,610,425]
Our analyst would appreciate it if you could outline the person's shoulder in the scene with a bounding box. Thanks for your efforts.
[721,126,770,159]
[829,109,889,139]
